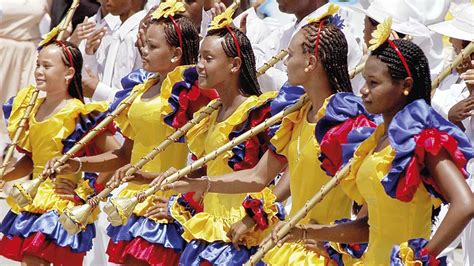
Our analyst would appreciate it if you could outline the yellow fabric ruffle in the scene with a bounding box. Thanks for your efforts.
[181,211,271,248]
[168,194,194,226]
[5,85,39,152]
[245,187,281,226]
[270,96,330,158]
[264,242,330,266]
[114,65,193,139]
[397,242,422,265]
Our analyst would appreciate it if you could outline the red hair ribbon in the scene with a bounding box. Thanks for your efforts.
[169,16,183,50]
[387,40,412,78]
[226,26,241,58]
[314,21,325,58]
[55,40,74,67]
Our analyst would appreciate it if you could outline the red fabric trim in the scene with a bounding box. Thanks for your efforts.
[183,192,204,213]
[173,83,219,129]
[0,232,85,265]
[200,260,213,266]
[242,198,269,230]
[320,115,375,176]
[106,238,180,266]
[396,129,468,202]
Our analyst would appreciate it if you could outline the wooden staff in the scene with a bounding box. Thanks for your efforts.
[1,1,80,182]
[245,163,350,265]
[349,62,365,79]
[59,100,223,234]
[104,95,310,226]
[10,87,144,208]
[256,49,289,76]
[431,41,474,96]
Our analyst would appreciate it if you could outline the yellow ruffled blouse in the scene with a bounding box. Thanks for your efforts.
[113,66,191,221]
[6,86,109,223]
[180,92,276,247]
[264,100,353,265]
[342,124,432,265]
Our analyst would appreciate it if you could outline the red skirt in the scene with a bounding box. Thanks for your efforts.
[106,237,180,265]
[0,232,85,265]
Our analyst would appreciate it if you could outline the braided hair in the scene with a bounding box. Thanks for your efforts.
[43,41,84,102]
[300,20,352,93]
[207,26,261,96]
[151,14,200,65]
[371,39,431,104]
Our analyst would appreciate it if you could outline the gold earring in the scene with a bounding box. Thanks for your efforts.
[403,90,409,96]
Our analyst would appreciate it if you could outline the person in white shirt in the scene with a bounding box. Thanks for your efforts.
[82,0,146,102]
[351,0,449,82]
[430,4,474,265]
[69,1,121,82]
[252,0,364,93]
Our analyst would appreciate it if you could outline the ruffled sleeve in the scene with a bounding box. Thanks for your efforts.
[110,70,158,139]
[267,83,306,160]
[62,100,115,199]
[164,66,219,135]
[228,91,276,170]
[241,187,285,230]
[2,85,38,153]
[390,238,447,266]
[315,92,378,176]
[383,100,474,203]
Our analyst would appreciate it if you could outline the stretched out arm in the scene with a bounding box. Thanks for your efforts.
[166,150,287,194]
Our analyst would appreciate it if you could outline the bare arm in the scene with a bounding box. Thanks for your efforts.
[277,215,370,245]
[166,150,287,194]
[79,137,133,172]
[44,138,133,175]
[2,155,34,182]
[424,148,474,256]
[272,167,291,202]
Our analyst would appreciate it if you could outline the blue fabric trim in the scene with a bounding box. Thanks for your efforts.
[106,214,185,252]
[179,239,265,266]
[2,96,14,128]
[0,210,95,253]
[315,92,376,143]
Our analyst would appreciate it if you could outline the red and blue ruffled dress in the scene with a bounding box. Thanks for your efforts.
[105,65,218,265]
[167,91,276,266]
[0,86,114,265]
[318,98,474,265]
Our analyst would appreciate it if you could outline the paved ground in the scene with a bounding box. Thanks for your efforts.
[0,197,467,265]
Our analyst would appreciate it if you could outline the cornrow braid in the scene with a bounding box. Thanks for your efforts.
[301,20,352,93]
[45,41,84,102]
[207,26,261,96]
[371,39,431,104]
[152,14,200,65]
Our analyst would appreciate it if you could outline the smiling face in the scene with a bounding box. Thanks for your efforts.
[360,55,407,115]
[196,35,235,89]
[35,45,74,94]
[141,23,179,73]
